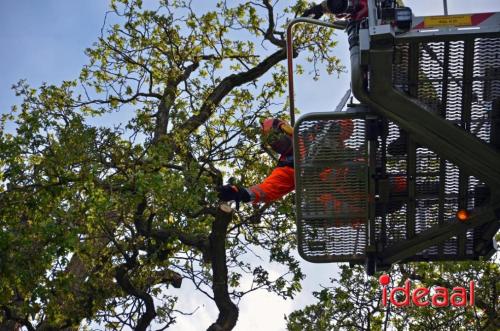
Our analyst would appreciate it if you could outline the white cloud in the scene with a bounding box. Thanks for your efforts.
[236,290,294,331]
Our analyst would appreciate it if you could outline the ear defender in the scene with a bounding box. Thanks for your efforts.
[279,122,293,136]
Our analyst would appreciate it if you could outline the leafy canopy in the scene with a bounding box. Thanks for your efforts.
[0,0,343,329]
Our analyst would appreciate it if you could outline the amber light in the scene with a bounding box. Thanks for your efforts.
[456,209,470,222]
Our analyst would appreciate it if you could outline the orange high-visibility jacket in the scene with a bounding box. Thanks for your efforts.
[249,165,295,203]
[248,163,407,206]
[247,163,358,204]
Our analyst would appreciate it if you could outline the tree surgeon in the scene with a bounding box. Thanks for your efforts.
[216,116,439,217]
[217,118,407,210]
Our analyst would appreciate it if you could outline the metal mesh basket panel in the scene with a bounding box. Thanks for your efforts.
[294,116,368,262]
[388,34,500,261]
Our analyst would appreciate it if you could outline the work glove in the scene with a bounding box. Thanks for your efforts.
[302,3,325,19]
[217,184,251,203]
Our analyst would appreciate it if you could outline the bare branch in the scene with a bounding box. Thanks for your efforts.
[262,0,286,48]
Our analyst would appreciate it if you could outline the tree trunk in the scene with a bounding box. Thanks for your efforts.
[207,204,238,331]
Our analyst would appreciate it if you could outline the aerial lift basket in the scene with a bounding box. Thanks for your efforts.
[289,0,500,273]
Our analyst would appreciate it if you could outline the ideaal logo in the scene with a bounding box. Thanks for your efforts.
[379,274,475,307]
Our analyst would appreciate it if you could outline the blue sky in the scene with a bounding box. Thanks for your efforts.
[1,1,500,330]
[2,0,500,116]
[0,1,108,114]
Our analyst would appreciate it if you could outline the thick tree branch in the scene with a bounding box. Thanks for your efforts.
[207,204,238,331]
[176,48,287,137]
[147,269,183,289]
[115,266,156,331]
[154,61,201,142]
[133,198,212,261]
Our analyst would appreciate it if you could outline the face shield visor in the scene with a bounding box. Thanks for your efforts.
[261,118,293,155]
